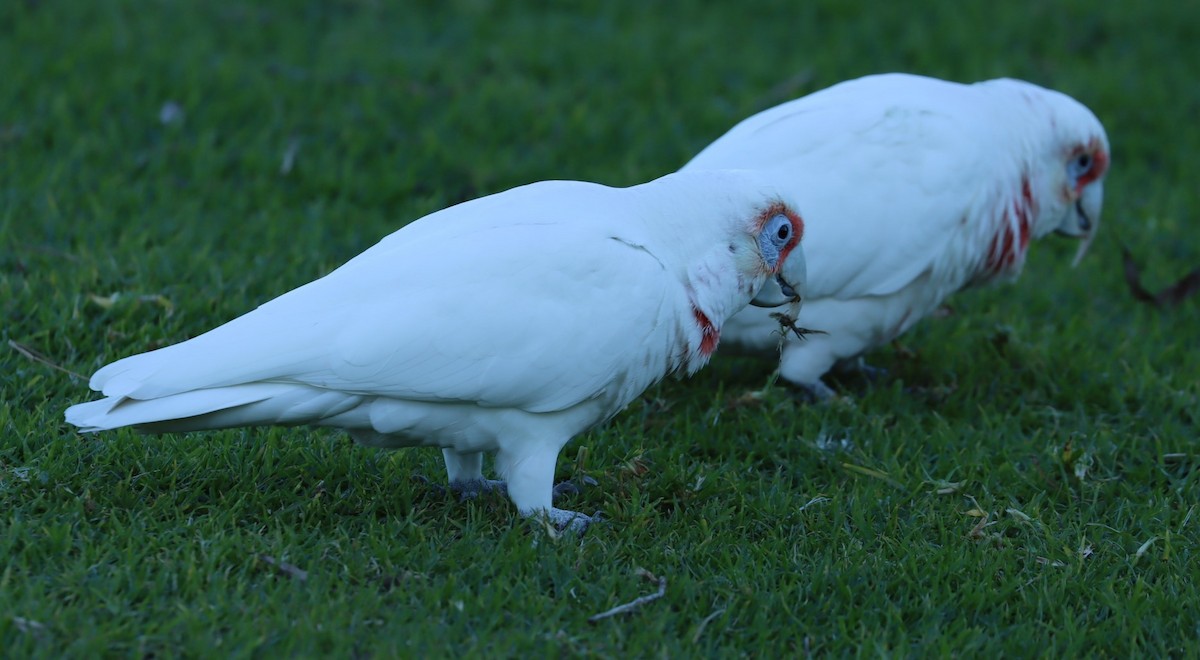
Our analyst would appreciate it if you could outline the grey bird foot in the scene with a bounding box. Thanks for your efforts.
[834,357,888,382]
[552,475,599,501]
[786,379,838,403]
[856,362,889,382]
[450,478,508,501]
[544,507,604,535]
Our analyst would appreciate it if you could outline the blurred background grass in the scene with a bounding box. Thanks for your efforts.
[2,0,1197,656]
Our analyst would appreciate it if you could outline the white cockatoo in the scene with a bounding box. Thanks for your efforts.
[681,73,1110,398]
[65,169,808,530]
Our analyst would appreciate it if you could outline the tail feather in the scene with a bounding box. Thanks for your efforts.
[65,383,365,434]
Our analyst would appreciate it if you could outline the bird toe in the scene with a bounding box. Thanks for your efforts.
[545,507,603,535]
[785,379,838,403]
[450,478,508,501]
[551,475,599,501]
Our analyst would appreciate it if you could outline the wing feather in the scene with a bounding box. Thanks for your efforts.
[91,198,676,415]
[684,73,997,300]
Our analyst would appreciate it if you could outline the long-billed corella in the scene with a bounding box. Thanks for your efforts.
[65,169,808,531]
[682,73,1109,399]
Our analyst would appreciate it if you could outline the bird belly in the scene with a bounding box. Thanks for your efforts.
[331,396,614,455]
[721,275,947,386]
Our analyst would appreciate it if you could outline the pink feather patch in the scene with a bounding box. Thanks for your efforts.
[691,306,720,356]
[983,175,1036,276]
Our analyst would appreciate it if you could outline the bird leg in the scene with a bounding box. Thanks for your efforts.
[833,356,888,381]
[443,448,591,503]
[551,475,599,500]
[450,478,509,500]
[495,442,601,533]
[786,379,838,403]
[542,508,602,534]
[442,449,506,500]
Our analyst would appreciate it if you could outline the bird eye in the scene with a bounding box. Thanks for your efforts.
[1069,152,1093,179]
[768,214,791,246]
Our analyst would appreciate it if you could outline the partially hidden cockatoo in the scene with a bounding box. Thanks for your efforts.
[65,169,808,531]
[681,73,1110,399]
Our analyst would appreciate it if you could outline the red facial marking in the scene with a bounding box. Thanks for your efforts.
[1072,138,1109,194]
[756,201,805,273]
[692,306,720,357]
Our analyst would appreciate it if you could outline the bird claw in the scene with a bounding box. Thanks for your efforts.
[552,475,599,501]
[833,357,888,382]
[449,477,595,503]
[786,379,838,403]
[450,478,507,501]
[544,508,605,535]
[857,362,889,381]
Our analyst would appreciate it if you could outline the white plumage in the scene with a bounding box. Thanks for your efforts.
[682,73,1110,398]
[65,169,807,530]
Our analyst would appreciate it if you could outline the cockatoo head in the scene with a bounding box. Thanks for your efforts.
[1036,89,1110,266]
[745,201,807,308]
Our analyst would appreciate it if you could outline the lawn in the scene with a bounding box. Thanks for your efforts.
[2,0,1198,656]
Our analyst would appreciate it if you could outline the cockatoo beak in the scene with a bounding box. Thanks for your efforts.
[749,274,802,308]
[1056,181,1103,267]
[750,243,807,308]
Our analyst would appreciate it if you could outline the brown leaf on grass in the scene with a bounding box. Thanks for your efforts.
[724,389,767,410]
[1122,246,1200,308]
[890,339,919,360]
[967,512,991,539]
[619,454,650,479]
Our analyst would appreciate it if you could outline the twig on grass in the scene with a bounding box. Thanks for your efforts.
[691,606,727,643]
[259,554,309,582]
[8,339,86,380]
[1121,246,1200,308]
[588,568,667,624]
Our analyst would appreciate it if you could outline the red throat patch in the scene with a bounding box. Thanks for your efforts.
[692,306,720,356]
[983,175,1037,276]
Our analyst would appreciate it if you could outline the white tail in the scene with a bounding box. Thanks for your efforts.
[65,383,365,434]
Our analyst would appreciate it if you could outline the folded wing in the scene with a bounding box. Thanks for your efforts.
[84,191,678,424]
[684,73,998,301]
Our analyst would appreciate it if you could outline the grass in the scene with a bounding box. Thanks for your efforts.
[2,0,1198,656]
